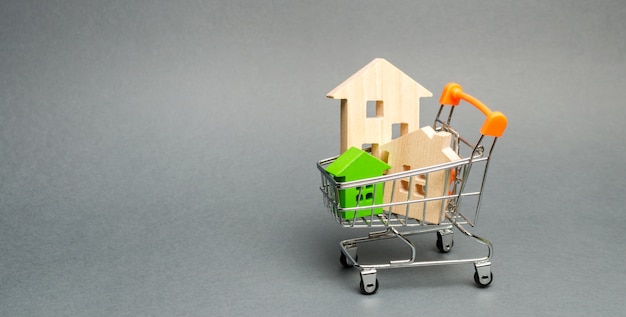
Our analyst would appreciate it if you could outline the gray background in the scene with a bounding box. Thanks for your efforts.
[1,0,625,316]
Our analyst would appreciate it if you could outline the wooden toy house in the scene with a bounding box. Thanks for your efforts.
[326,147,391,219]
[379,126,461,224]
[327,58,433,157]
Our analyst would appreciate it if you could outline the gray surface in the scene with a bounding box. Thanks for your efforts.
[1,0,625,316]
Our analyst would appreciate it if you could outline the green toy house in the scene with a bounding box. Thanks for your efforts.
[326,147,391,219]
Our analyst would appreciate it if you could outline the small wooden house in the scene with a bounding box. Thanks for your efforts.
[379,126,460,224]
[326,147,391,219]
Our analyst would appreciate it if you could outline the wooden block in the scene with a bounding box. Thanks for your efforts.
[327,58,432,154]
[378,126,461,224]
[326,147,391,219]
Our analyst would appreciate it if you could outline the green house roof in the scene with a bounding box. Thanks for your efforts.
[326,147,391,181]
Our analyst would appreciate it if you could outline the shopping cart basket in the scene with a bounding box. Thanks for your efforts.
[317,82,507,294]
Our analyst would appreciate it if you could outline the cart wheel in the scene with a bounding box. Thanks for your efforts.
[359,279,379,295]
[474,271,493,288]
[436,231,454,253]
[339,253,357,268]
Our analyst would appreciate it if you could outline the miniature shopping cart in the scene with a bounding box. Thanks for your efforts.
[317,83,507,294]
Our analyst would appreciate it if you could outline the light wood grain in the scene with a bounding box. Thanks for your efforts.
[327,58,432,154]
[379,126,460,224]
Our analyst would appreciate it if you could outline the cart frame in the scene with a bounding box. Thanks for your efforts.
[317,83,507,294]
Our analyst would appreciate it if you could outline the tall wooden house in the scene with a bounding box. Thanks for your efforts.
[327,58,432,157]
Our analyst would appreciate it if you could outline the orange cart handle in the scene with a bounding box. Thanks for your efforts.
[439,82,508,137]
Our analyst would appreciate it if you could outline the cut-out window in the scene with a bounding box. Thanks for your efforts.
[400,165,411,192]
[392,123,409,139]
[415,175,426,196]
[361,143,379,157]
[356,185,375,202]
[366,100,384,118]
[355,187,363,201]
[399,168,426,197]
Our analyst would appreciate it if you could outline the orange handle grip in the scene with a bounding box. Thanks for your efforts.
[439,82,507,137]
